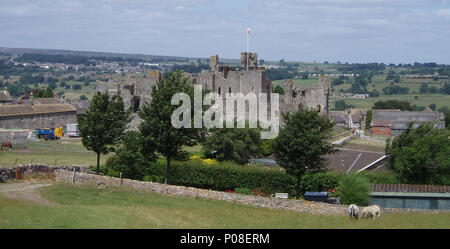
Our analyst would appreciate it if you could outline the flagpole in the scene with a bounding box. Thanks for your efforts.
[246,29,249,71]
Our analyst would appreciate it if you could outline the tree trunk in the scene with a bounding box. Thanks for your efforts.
[165,156,171,184]
[96,152,101,174]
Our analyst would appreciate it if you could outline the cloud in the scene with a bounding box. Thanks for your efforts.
[0,0,449,63]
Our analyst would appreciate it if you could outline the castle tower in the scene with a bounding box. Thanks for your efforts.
[240,52,258,70]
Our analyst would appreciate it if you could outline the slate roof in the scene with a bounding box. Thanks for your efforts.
[371,110,444,128]
[0,104,77,117]
[33,98,61,105]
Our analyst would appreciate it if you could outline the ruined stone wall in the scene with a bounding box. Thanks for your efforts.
[281,76,331,117]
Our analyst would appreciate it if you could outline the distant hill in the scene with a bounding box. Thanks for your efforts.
[0,47,242,64]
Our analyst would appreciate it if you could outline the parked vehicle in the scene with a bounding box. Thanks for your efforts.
[36,127,63,140]
[66,124,80,137]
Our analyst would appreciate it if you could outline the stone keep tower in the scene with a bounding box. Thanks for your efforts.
[210,55,219,71]
[240,52,258,70]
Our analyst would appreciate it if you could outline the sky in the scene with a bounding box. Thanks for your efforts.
[1,0,450,64]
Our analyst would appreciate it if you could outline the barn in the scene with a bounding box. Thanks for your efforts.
[0,104,77,130]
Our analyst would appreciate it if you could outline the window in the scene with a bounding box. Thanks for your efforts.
[317,105,321,112]
[229,87,231,93]
[218,87,221,95]
[302,91,306,97]
[381,127,386,132]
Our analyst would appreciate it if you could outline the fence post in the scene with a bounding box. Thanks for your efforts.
[120,172,123,188]
[14,158,18,166]
[54,159,57,167]
[31,158,33,164]
[72,168,76,183]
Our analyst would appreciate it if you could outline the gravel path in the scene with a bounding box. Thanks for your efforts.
[0,181,54,205]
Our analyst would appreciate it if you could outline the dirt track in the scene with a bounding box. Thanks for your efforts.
[0,181,54,205]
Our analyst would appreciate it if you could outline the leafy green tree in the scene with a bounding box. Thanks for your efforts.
[420,83,428,93]
[78,92,130,173]
[273,85,285,95]
[79,95,88,100]
[443,83,450,95]
[336,173,371,206]
[428,103,436,111]
[272,110,335,198]
[385,123,450,185]
[373,100,413,111]
[203,126,262,164]
[365,110,372,130]
[370,89,380,97]
[334,100,347,111]
[139,71,206,184]
[105,131,156,180]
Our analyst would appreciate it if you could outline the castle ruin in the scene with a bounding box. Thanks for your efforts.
[96,52,331,129]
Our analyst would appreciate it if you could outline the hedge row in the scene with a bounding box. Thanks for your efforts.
[98,158,401,197]
[145,160,297,196]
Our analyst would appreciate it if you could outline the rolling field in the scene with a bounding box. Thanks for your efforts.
[0,183,449,229]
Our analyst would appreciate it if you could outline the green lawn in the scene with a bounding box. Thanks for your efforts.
[0,183,448,229]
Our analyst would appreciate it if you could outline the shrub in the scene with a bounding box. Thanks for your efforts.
[299,172,342,196]
[144,159,296,195]
[336,173,371,206]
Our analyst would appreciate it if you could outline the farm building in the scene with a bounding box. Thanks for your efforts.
[0,104,77,130]
[370,184,450,210]
[370,109,445,136]
[0,89,13,105]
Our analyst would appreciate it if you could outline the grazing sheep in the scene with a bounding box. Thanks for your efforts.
[360,205,382,220]
[347,204,360,220]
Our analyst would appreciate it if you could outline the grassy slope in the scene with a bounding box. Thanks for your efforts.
[0,184,448,229]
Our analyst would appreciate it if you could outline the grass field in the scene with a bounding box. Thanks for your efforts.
[0,183,449,229]
[0,139,112,167]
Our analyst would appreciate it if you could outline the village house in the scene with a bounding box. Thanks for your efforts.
[370,109,445,136]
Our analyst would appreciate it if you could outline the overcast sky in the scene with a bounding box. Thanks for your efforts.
[1,0,450,64]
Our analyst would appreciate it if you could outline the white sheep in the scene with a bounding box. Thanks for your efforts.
[360,205,382,220]
[347,204,360,220]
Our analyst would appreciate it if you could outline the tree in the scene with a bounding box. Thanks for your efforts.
[203,126,262,164]
[79,94,88,100]
[428,103,436,111]
[365,110,372,130]
[273,85,285,95]
[385,123,450,185]
[78,92,130,173]
[373,100,413,111]
[272,110,335,198]
[420,83,428,93]
[139,71,206,184]
[336,173,371,206]
[370,89,380,97]
[334,100,347,111]
[105,130,156,180]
